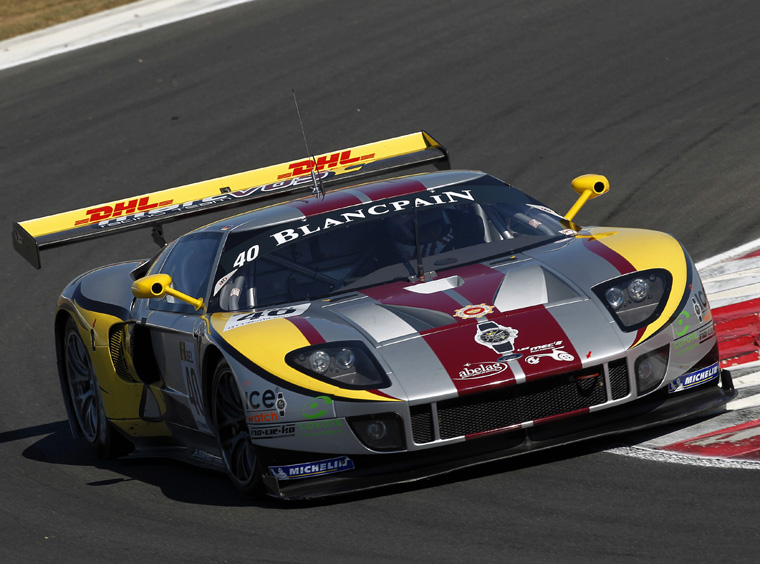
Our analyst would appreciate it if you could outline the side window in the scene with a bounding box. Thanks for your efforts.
[150,233,222,314]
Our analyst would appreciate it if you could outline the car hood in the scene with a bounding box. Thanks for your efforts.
[209,228,690,402]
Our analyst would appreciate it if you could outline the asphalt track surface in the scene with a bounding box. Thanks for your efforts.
[2,1,760,562]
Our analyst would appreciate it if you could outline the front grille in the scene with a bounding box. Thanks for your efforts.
[608,359,630,400]
[412,365,618,444]
[410,405,434,444]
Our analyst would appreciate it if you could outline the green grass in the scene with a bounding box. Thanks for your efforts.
[0,0,139,41]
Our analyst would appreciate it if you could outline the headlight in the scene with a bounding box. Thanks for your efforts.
[348,413,406,451]
[605,287,625,310]
[593,269,672,331]
[634,345,669,395]
[628,278,650,302]
[286,341,390,390]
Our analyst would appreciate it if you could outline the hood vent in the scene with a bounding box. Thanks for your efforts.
[379,304,456,332]
[494,265,580,312]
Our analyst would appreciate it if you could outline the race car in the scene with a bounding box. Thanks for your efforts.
[12,132,735,499]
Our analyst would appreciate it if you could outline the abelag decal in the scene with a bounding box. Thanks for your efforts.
[455,361,510,380]
[268,456,355,481]
[667,362,720,394]
[276,150,375,180]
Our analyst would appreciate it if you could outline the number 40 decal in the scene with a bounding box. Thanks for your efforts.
[233,244,259,269]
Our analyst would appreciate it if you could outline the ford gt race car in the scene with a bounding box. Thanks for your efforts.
[12,132,734,500]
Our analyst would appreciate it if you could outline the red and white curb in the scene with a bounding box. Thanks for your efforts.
[609,239,760,467]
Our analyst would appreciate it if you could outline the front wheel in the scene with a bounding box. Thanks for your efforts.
[212,359,263,498]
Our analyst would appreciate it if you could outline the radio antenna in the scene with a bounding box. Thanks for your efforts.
[292,89,325,199]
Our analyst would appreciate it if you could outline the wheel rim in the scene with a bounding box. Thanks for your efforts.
[214,366,257,486]
[65,327,101,442]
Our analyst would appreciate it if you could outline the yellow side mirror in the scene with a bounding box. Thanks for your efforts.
[565,174,610,221]
[131,273,204,311]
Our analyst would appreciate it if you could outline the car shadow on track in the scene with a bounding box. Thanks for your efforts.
[15,420,280,507]
[12,419,626,508]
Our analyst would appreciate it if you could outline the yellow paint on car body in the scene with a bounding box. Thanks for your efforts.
[585,227,688,346]
[211,314,397,402]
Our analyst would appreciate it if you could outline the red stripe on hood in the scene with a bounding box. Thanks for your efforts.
[360,279,464,314]
[582,237,635,275]
[360,264,505,317]
[288,317,325,345]
[422,305,582,394]
[448,263,505,305]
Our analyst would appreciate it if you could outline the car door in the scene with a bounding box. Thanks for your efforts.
[136,232,223,434]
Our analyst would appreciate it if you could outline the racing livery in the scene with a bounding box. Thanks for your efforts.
[12,132,734,499]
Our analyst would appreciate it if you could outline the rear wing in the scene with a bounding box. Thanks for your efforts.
[13,131,448,269]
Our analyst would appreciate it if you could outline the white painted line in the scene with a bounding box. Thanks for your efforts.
[0,0,256,71]
[708,285,760,308]
[699,255,760,280]
[607,445,760,469]
[726,393,760,411]
[696,237,760,270]
[732,371,760,389]
[729,365,760,384]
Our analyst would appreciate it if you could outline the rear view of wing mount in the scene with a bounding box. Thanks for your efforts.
[12,131,449,269]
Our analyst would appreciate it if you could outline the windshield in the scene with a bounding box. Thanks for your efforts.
[208,181,571,312]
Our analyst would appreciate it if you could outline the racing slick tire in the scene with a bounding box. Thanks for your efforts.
[62,317,127,458]
[212,359,263,499]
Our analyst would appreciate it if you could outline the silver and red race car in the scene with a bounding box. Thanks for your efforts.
[13,132,734,499]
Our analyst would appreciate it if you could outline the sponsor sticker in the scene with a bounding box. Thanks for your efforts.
[527,204,565,218]
[213,268,238,296]
[473,320,521,361]
[456,361,510,380]
[673,325,716,356]
[191,449,222,464]
[454,303,495,319]
[245,387,288,423]
[667,362,720,394]
[250,423,296,440]
[268,456,355,481]
[276,150,375,180]
[224,303,310,331]
[75,195,174,226]
[525,347,574,365]
[302,395,335,419]
[298,419,345,437]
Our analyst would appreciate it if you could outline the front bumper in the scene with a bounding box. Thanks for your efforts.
[260,375,735,500]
